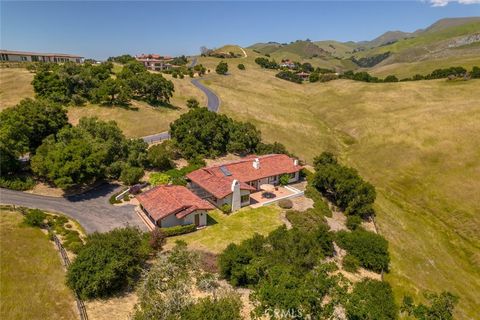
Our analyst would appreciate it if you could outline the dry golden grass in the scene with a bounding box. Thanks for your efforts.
[0,209,77,319]
[196,53,480,319]
[0,67,35,110]
[369,55,480,78]
[0,67,206,137]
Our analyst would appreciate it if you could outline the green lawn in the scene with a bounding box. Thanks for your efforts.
[169,206,283,254]
[0,209,77,319]
[196,52,480,319]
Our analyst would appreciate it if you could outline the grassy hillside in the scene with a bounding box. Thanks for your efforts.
[0,209,77,319]
[0,67,206,137]
[196,54,480,319]
[0,68,35,110]
[211,44,246,56]
[369,55,480,78]
[354,18,480,64]
[248,18,480,72]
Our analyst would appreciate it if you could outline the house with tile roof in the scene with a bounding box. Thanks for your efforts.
[187,154,303,211]
[135,53,173,71]
[136,185,214,228]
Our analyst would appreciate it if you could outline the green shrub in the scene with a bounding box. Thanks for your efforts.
[149,172,170,186]
[120,165,144,185]
[279,174,290,186]
[181,294,242,320]
[109,189,127,204]
[336,229,390,273]
[220,204,232,214]
[186,98,200,109]
[275,70,303,84]
[24,209,46,227]
[313,152,376,217]
[343,253,360,273]
[278,199,293,209]
[147,143,175,170]
[237,64,245,70]
[67,227,149,299]
[346,280,398,320]
[346,215,363,230]
[160,224,197,237]
[0,176,36,190]
[215,61,228,75]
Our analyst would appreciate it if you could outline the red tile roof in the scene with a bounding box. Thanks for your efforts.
[136,185,214,222]
[186,154,302,199]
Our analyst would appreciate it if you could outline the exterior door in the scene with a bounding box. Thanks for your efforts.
[194,214,200,226]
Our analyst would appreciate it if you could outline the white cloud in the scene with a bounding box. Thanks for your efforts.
[428,0,480,7]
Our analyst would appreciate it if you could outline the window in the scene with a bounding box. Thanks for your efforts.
[241,194,250,203]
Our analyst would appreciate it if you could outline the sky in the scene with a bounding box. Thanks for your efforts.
[1,1,479,60]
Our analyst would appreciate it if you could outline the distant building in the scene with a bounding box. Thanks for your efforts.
[0,49,83,63]
[136,54,173,71]
[280,59,296,69]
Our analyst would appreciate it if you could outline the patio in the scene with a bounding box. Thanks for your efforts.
[249,185,304,208]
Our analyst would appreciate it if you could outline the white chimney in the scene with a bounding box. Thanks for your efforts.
[253,158,260,169]
[294,159,299,166]
[231,180,241,212]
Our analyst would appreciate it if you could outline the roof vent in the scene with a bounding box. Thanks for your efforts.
[253,158,260,170]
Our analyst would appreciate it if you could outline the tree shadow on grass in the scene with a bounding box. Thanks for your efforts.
[99,102,139,111]
[146,100,180,111]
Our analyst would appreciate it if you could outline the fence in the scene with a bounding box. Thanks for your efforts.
[49,230,88,320]
[12,205,89,320]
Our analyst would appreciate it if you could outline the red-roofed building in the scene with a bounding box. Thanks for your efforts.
[136,54,173,71]
[136,185,214,228]
[187,154,303,211]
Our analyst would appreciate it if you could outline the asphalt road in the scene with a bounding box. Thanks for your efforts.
[0,184,146,234]
[141,73,220,144]
[191,78,220,112]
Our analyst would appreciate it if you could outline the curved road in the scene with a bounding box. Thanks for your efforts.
[141,70,220,144]
[191,79,220,112]
[1,184,146,234]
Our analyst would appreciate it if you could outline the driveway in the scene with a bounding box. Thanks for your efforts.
[0,184,146,234]
[191,78,220,112]
[141,75,220,144]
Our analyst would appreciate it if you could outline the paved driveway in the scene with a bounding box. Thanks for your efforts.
[141,76,220,144]
[191,79,220,112]
[0,184,146,234]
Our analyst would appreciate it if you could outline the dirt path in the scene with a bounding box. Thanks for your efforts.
[240,47,247,58]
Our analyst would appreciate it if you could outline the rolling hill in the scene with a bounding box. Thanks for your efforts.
[248,17,480,75]
[195,51,480,319]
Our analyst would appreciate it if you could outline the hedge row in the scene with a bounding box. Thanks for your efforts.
[160,224,197,237]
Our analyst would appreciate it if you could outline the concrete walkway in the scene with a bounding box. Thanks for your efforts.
[0,184,146,234]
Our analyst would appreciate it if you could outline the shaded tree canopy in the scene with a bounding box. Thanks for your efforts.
[31,117,147,189]
[0,98,69,175]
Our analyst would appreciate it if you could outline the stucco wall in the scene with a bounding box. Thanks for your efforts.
[159,210,208,228]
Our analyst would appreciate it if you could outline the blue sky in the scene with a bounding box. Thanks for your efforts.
[1,1,479,59]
